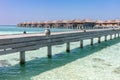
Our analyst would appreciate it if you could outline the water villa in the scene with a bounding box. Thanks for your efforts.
[18,19,120,29]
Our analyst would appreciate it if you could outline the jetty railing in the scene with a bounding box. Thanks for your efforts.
[0,28,120,64]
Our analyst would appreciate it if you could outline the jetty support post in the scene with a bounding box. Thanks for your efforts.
[23,31,26,34]
[66,42,70,52]
[98,37,101,43]
[115,33,117,38]
[91,38,93,45]
[118,33,120,38]
[105,35,107,41]
[45,28,52,58]
[19,31,27,65]
[47,45,52,58]
[110,34,112,40]
[20,51,25,65]
[80,40,83,48]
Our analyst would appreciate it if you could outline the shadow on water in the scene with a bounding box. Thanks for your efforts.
[0,38,120,80]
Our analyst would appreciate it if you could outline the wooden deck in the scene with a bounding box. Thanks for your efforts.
[0,28,120,64]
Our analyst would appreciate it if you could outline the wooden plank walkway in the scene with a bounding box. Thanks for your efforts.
[0,28,120,64]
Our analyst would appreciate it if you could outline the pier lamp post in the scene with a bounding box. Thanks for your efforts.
[45,28,51,36]
[23,31,26,34]
[84,30,86,32]
[45,28,52,58]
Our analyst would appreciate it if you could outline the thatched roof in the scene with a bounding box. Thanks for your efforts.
[52,20,58,23]
[37,21,48,24]
[61,20,69,23]
[72,19,82,23]
[95,20,103,23]
[35,22,42,25]
[56,20,69,23]
[112,19,120,23]
[82,18,94,23]
[18,19,120,27]
[102,20,120,24]
[47,20,57,24]
[18,22,23,25]
[43,21,48,24]
[104,20,112,23]
[22,22,25,24]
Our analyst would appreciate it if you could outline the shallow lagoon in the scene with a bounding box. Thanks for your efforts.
[0,26,120,80]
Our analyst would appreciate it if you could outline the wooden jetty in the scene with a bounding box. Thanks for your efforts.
[0,28,120,64]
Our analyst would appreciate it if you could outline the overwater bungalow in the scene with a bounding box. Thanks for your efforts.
[18,19,120,29]
[112,19,120,27]
[82,19,95,29]
[102,20,119,28]
[71,19,82,29]
[95,20,103,29]
[18,22,24,27]
[103,20,113,27]
[35,22,42,28]
[55,20,67,28]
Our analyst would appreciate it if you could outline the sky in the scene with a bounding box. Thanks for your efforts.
[0,0,120,25]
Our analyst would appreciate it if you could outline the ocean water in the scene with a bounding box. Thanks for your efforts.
[0,25,73,34]
[0,26,120,80]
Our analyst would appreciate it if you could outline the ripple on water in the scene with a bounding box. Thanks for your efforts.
[0,60,11,67]
[102,63,112,66]
[92,58,112,70]
[113,66,120,74]
[92,58,105,62]
[11,58,19,61]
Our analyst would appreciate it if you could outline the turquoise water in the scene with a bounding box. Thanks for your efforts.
[0,26,120,80]
[0,25,73,34]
